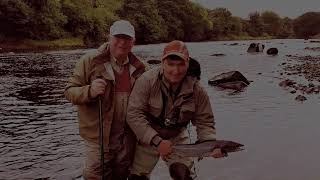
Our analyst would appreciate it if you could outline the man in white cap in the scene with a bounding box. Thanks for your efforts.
[126,40,225,180]
[65,20,148,180]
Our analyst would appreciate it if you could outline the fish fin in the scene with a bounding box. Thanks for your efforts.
[221,149,228,157]
[195,139,216,144]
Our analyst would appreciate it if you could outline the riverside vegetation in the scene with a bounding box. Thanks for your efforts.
[0,0,320,52]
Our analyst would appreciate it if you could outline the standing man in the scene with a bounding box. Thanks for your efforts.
[127,40,225,180]
[65,20,148,180]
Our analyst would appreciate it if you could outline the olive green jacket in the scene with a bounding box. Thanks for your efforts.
[65,43,148,145]
[127,67,216,145]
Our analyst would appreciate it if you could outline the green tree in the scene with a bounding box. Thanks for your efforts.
[24,0,67,40]
[118,0,167,44]
[278,17,294,38]
[293,12,320,39]
[261,11,282,36]
[178,2,212,41]
[156,0,185,41]
[155,0,212,41]
[0,0,33,39]
[61,0,94,36]
[229,16,243,35]
[61,0,121,46]
[247,11,264,37]
[240,19,250,36]
[208,8,243,39]
[208,8,232,38]
[83,1,120,46]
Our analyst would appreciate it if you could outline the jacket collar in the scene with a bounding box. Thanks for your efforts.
[158,67,196,96]
[92,43,146,81]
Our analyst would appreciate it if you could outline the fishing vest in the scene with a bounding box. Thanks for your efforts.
[147,75,196,139]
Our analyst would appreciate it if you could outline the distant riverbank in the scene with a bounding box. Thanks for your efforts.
[0,38,86,53]
[0,35,275,53]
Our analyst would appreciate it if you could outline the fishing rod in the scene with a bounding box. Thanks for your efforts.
[97,76,105,180]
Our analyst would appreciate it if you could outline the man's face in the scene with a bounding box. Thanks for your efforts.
[109,34,135,59]
[163,57,189,85]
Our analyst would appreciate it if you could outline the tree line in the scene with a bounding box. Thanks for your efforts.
[1,0,319,46]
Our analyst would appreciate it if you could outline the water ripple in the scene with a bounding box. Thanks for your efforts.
[1,40,320,180]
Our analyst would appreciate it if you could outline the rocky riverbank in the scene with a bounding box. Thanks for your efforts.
[278,55,320,101]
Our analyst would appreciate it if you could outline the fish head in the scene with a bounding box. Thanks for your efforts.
[219,141,244,153]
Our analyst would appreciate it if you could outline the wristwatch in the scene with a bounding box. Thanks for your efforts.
[151,135,162,148]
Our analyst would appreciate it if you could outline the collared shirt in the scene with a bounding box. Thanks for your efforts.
[161,73,184,101]
[159,74,186,124]
[110,54,129,74]
[108,54,131,151]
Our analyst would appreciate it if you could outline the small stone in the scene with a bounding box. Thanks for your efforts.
[211,53,226,57]
[295,95,307,102]
[290,90,296,94]
[308,83,315,87]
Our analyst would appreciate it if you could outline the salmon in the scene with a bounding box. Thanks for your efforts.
[172,140,244,157]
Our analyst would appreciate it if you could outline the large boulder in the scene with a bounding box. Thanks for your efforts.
[267,48,278,55]
[247,43,265,53]
[208,71,250,90]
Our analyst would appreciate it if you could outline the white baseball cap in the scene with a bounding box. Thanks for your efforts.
[110,20,135,38]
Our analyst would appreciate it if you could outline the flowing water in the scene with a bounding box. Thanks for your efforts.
[0,39,319,180]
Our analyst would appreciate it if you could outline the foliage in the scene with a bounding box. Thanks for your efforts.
[179,2,212,41]
[228,17,243,35]
[208,8,233,38]
[0,0,318,45]
[118,0,167,44]
[155,0,185,41]
[25,38,84,47]
[61,0,120,46]
[61,0,93,36]
[261,11,281,36]
[24,0,68,40]
[278,17,294,38]
[247,11,264,37]
[0,0,34,38]
[293,12,320,39]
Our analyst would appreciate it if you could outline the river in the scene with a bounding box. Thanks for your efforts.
[0,39,319,180]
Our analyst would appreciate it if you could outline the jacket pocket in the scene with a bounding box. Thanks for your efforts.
[148,95,162,117]
[177,95,195,125]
